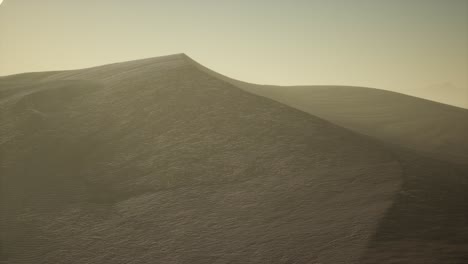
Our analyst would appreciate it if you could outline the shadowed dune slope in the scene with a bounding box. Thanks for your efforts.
[0,54,403,264]
[242,85,468,165]
[189,59,468,263]
[189,59,468,165]
[360,147,468,264]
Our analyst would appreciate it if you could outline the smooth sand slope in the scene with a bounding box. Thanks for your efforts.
[246,86,468,165]
[190,59,468,165]
[1,54,467,263]
[1,54,401,264]
[190,59,468,263]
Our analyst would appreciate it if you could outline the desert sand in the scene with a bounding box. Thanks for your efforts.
[1,54,467,263]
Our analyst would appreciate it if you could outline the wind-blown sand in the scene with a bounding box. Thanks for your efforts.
[1,54,467,263]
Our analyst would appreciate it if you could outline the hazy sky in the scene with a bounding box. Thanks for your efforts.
[1,0,467,106]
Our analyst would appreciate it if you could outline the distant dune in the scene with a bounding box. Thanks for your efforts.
[243,86,468,164]
[190,59,468,165]
[407,82,468,109]
[1,54,467,263]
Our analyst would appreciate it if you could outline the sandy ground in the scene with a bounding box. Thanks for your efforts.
[1,54,467,263]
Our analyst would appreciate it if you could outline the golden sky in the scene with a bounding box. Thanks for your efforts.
[1,0,467,107]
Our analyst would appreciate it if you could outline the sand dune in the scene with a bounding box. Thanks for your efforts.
[245,85,468,165]
[190,58,468,263]
[1,54,467,263]
[190,58,468,165]
[407,82,468,109]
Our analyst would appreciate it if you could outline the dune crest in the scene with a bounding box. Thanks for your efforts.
[1,54,467,263]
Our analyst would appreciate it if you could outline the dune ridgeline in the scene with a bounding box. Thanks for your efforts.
[1,54,467,264]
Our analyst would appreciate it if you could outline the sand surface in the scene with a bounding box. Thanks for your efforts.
[1,54,467,263]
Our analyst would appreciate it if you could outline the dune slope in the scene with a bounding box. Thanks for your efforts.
[0,55,402,264]
[240,85,468,165]
[191,61,468,263]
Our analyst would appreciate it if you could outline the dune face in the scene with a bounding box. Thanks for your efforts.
[1,54,402,264]
[190,62,468,165]
[0,54,466,263]
[407,82,468,110]
[239,85,468,165]
[199,67,468,263]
